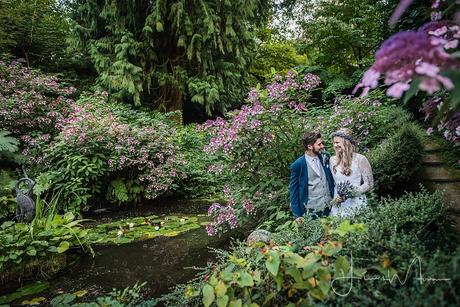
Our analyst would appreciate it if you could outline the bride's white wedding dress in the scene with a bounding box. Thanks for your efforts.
[329,153,374,218]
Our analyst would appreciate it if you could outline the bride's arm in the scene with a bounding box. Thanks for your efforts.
[355,154,374,195]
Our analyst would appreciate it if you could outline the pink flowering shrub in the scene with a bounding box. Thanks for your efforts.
[0,60,76,149]
[201,72,410,235]
[357,0,460,151]
[266,71,321,103]
[354,24,460,99]
[28,93,187,211]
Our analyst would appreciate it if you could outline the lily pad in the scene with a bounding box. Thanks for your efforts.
[21,297,45,305]
[73,290,88,298]
[87,215,201,245]
[0,281,49,304]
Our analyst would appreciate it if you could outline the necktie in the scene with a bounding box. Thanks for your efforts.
[313,157,320,175]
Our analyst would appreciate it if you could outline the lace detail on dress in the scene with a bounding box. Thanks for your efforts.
[355,154,374,195]
[328,153,373,217]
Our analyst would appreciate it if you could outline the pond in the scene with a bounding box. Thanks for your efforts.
[0,198,233,303]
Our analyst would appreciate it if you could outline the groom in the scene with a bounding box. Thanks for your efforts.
[289,131,335,223]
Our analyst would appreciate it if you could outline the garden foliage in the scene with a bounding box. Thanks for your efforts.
[0,60,228,213]
[356,0,460,151]
[0,0,69,69]
[200,71,417,235]
[0,212,91,274]
[161,190,459,306]
[368,122,425,196]
[0,60,76,142]
[249,41,307,86]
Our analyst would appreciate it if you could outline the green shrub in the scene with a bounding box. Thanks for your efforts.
[332,190,458,305]
[0,213,92,274]
[173,125,229,198]
[368,123,425,196]
[160,221,367,306]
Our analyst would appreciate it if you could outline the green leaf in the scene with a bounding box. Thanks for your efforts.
[26,249,37,256]
[143,25,153,33]
[21,297,45,305]
[0,130,19,153]
[209,275,218,287]
[321,242,342,257]
[220,266,234,281]
[309,288,326,301]
[202,284,215,307]
[330,220,366,237]
[317,268,331,295]
[156,21,164,32]
[403,78,421,104]
[57,241,70,253]
[215,280,227,297]
[72,290,88,298]
[298,253,321,270]
[444,70,460,109]
[236,271,254,287]
[1,221,14,229]
[285,267,302,283]
[265,252,280,276]
[0,282,49,304]
[334,256,350,277]
[228,299,242,307]
[51,293,76,306]
[216,295,229,307]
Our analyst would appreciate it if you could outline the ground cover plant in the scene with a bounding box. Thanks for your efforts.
[0,212,92,281]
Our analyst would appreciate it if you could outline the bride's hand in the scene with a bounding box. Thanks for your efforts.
[333,196,343,204]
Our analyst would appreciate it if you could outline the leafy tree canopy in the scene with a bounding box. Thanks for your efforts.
[0,0,69,69]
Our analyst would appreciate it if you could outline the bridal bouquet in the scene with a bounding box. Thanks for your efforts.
[330,180,357,207]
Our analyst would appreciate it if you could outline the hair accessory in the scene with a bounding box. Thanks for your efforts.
[330,131,355,145]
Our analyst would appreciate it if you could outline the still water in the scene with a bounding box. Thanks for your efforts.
[2,198,233,302]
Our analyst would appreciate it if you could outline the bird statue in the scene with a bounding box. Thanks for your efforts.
[14,166,35,222]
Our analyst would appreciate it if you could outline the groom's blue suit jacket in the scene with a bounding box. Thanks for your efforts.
[289,153,335,217]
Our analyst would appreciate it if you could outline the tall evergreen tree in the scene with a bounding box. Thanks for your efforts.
[69,0,272,114]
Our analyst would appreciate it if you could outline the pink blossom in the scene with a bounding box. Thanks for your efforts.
[415,62,440,77]
[387,82,411,98]
[419,78,441,94]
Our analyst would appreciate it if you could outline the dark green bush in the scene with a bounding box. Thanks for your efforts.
[368,123,425,196]
[334,190,458,305]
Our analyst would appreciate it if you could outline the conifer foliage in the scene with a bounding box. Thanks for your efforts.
[69,0,272,113]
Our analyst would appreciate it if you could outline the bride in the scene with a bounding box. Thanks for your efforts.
[329,128,374,217]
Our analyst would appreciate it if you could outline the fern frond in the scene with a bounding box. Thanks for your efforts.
[0,130,19,153]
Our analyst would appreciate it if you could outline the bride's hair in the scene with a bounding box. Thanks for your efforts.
[333,128,355,176]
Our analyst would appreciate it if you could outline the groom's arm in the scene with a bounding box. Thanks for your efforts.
[289,162,303,217]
